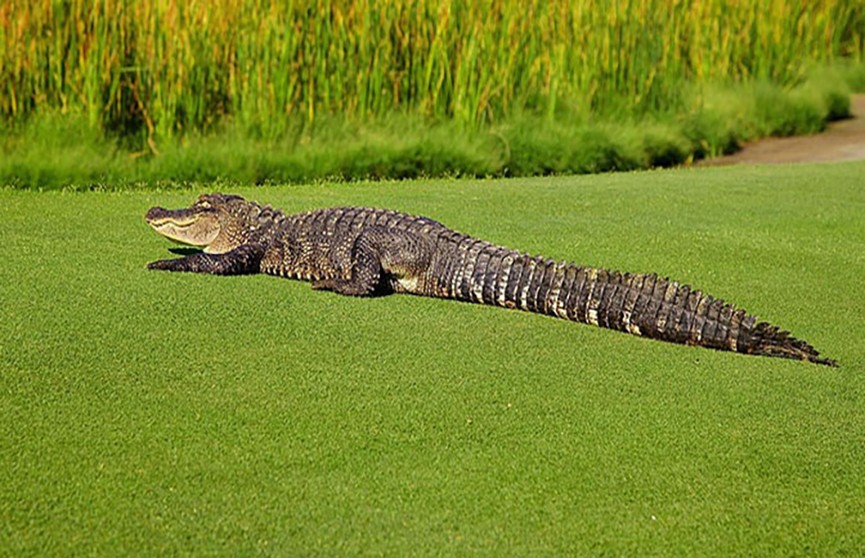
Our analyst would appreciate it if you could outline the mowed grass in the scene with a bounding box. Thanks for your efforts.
[2,162,864,555]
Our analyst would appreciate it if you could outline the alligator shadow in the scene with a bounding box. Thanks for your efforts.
[169,247,203,256]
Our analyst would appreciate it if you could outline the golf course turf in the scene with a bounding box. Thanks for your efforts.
[2,161,864,554]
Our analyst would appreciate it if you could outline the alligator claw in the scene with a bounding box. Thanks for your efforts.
[147,259,178,270]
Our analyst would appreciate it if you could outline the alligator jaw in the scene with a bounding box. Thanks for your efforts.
[145,206,220,248]
[146,206,193,225]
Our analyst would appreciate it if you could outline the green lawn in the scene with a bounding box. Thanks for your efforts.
[2,162,864,555]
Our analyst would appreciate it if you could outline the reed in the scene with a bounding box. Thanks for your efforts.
[1,0,863,142]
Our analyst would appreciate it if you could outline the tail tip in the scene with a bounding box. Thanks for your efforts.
[810,354,838,367]
[750,321,837,367]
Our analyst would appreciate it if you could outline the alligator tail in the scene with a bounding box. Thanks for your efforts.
[450,250,836,366]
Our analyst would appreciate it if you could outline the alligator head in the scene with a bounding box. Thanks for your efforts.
[146,193,261,254]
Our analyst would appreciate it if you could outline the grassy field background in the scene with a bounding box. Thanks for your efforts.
[2,162,864,554]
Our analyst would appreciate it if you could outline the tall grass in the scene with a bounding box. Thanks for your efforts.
[2,0,864,145]
[3,63,861,190]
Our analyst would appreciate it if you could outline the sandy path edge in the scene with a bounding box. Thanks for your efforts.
[697,94,865,166]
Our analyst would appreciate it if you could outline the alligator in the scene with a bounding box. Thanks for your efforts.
[146,193,836,366]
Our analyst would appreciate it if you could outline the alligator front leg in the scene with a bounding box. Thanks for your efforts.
[312,227,432,296]
[147,244,265,275]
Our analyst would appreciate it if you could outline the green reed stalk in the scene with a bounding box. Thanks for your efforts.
[1,0,862,142]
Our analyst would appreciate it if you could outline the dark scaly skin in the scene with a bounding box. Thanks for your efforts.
[146,193,837,367]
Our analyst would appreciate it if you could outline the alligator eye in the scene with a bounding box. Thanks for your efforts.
[198,200,212,209]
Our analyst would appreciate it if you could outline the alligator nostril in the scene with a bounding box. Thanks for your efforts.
[145,207,168,222]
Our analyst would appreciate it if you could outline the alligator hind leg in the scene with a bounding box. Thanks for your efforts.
[312,227,432,296]
[147,244,265,275]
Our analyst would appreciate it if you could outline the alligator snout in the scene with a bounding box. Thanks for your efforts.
[145,206,170,224]
[146,206,196,227]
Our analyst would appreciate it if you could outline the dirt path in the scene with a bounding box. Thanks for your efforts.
[699,94,865,165]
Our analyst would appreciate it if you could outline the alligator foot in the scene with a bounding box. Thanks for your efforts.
[147,244,265,275]
[311,277,381,296]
